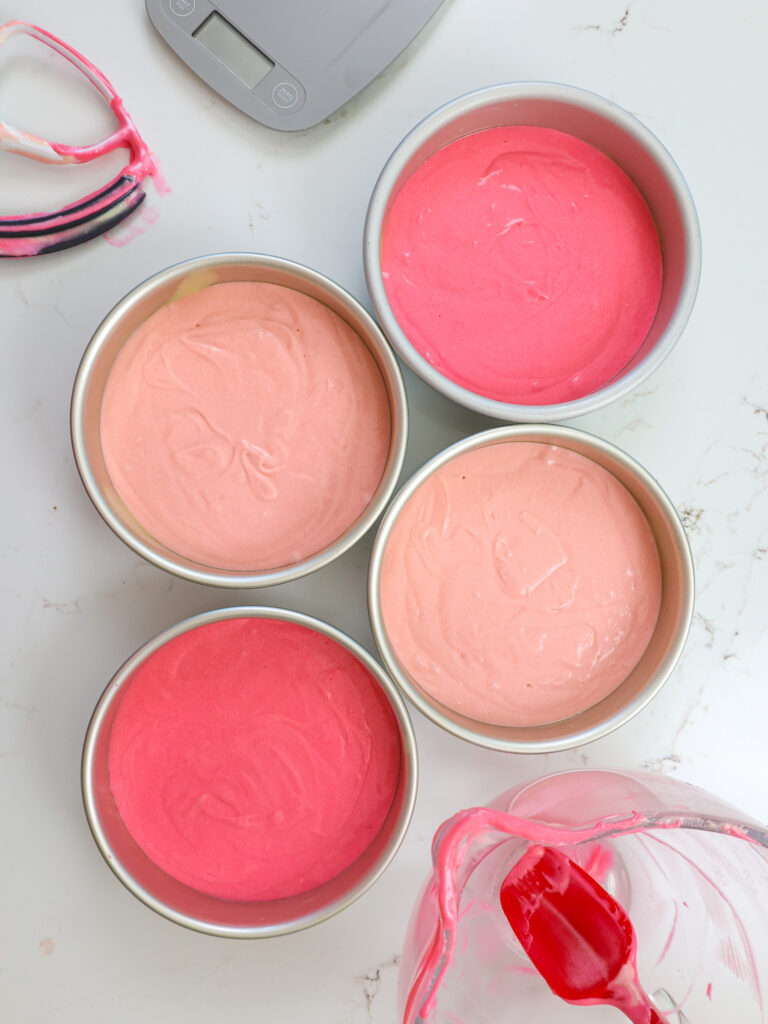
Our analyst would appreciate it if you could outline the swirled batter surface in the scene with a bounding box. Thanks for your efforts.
[108,617,401,901]
[379,442,661,726]
[100,282,391,570]
[381,126,662,405]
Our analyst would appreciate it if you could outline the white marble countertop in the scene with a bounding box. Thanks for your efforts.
[1,0,766,1020]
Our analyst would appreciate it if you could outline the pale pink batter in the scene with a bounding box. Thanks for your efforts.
[100,282,391,570]
[378,441,662,726]
[381,126,663,405]
[108,617,401,901]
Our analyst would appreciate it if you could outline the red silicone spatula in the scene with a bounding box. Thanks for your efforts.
[500,844,666,1024]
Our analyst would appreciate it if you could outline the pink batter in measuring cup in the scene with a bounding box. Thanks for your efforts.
[400,769,768,1023]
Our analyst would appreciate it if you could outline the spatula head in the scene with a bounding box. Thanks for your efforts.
[500,844,636,1002]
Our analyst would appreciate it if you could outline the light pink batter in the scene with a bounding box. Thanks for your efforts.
[100,282,391,570]
[378,441,661,726]
[381,126,663,405]
[108,617,401,901]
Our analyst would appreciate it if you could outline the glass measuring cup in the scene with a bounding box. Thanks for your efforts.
[400,769,768,1023]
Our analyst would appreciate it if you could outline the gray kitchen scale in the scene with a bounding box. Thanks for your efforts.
[146,0,446,130]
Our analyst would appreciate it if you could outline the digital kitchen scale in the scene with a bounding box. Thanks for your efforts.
[146,0,446,131]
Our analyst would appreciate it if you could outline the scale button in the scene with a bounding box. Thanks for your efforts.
[272,82,299,109]
[169,0,195,15]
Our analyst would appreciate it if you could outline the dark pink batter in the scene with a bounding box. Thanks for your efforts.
[381,126,663,405]
[108,618,401,901]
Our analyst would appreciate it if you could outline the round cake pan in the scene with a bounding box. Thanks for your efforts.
[368,424,694,752]
[364,82,701,422]
[71,252,408,587]
[82,605,418,937]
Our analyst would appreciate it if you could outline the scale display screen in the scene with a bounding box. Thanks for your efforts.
[193,12,273,89]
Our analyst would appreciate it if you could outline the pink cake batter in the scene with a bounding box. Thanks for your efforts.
[100,282,391,570]
[378,441,662,726]
[380,125,662,405]
[107,617,401,901]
